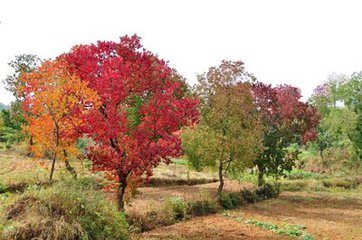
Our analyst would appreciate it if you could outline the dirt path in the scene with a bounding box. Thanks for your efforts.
[140,191,362,240]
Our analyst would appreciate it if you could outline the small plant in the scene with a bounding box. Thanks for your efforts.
[245,219,314,239]
[165,197,189,221]
[187,199,218,216]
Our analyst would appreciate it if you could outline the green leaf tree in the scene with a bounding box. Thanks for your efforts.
[182,60,264,193]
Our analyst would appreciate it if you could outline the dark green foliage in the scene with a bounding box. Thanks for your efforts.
[218,193,234,209]
[255,183,280,200]
[241,188,258,203]
[218,192,244,209]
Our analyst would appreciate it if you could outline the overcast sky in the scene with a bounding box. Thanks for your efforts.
[1,0,362,105]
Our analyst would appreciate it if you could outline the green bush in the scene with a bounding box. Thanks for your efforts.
[164,197,189,221]
[241,188,257,203]
[228,192,244,207]
[0,176,128,240]
[218,193,234,209]
[255,183,280,200]
[187,199,218,216]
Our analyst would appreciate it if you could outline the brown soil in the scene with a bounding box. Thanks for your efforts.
[241,191,362,240]
[139,191,362,240]
[141,214,291,240]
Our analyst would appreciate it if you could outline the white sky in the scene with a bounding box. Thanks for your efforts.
[1,0,362,105]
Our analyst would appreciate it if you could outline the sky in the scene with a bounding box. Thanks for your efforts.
[1,0,362,105]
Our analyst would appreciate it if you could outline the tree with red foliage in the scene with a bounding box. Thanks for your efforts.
[252,82,319,186]
[64,35,199,210]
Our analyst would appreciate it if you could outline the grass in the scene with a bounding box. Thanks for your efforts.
[245,219,314,240]
[223,211,313,239]
[126,183,280,233]
[0,176,128,240]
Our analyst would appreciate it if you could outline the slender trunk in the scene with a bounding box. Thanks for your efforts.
[49,122,59,183]
[218,161,224,194]
[117,173,128,211]
[65,159,77,179]
[27,137,34,157]
[49,152,57,183]
[257,167,264,187]
[63,150,77,179]
[320,147,324,160]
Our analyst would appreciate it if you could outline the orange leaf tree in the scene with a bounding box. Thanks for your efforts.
[19,58,99,182]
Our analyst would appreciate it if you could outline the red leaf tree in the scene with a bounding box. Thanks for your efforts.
[252,82,320,186]
[64,35,199,210]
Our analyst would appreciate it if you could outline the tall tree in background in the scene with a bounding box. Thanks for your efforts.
[2,54,42,150]
[19,58,99,182]
[341,72,362,161]
[182,60,264,193]
[4,54,42,100]
[253,83,319,186]
[64,35,199,210]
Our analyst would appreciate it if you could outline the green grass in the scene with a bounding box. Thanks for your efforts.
[245,219,314,240]
[171,158,188,165]
[223,211,313,239]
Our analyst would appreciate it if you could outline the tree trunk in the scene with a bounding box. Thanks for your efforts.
[27,137,34,157]
[117,173,128,211]
[217,161,224,194]
[320,147,324,160]
[257,168,264,187]
[63,150,77,179]
[49,152,57,183]
[65,159,77,179]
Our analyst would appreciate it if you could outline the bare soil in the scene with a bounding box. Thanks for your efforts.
[140,191,362,240]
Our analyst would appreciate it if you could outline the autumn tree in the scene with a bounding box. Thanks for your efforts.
[182,60,263,193]
[64,35,199,210]
[19,58,99,182]
[253,82,319,186]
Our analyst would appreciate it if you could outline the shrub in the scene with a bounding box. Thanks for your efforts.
[241,188,257,203]
[218,193,234,209]
[164,197,189,221]
[0,176,128,240]
[255,183,280,200]
[228,192,244,207]
[187,199,218,216]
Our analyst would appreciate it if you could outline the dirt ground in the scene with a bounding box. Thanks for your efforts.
[139,191,362,240]
[141,214,292,240]
[126,180,254,214]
